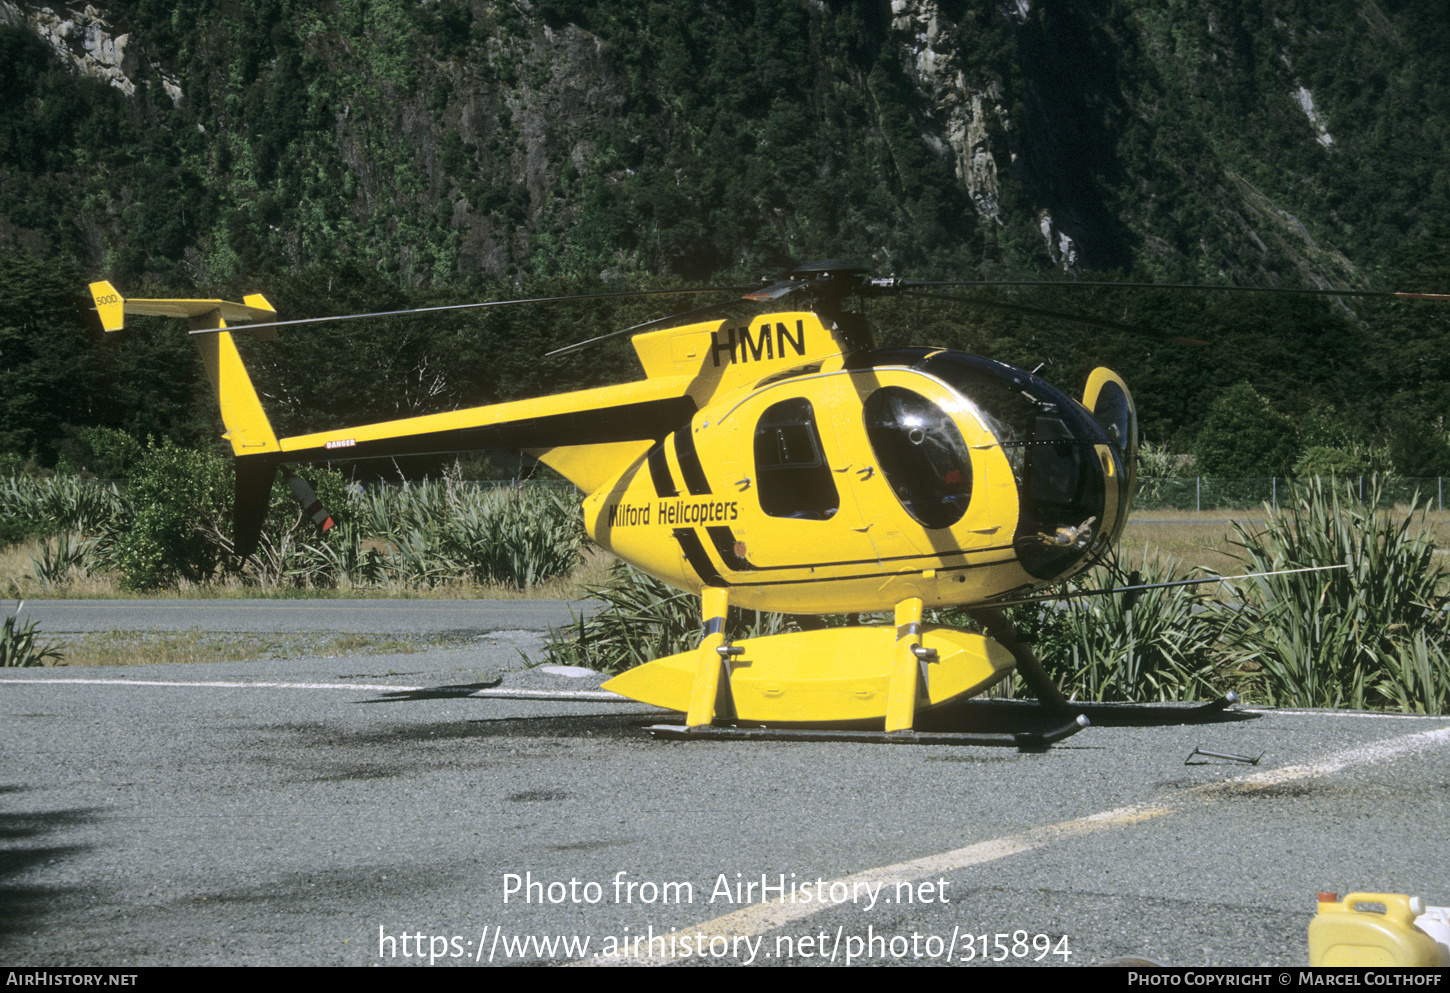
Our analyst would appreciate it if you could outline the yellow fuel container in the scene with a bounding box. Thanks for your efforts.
[1309,892,1450,967]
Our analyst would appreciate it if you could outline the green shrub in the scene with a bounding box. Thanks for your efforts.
[1193,383,1300,477]
[0,514,39,548]
[1,604,63,667]
[1293,443,1392,478]
[111,441,234,590]
[55,426,144,480]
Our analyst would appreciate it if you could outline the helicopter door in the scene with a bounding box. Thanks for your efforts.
[1081,367,1138,503]
[830,370,1012,565]
[753,397,839,520]
[714,382,877,581]
[861,385,973,530]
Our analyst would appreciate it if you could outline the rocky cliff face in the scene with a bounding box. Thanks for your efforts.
[2,0,1446,290]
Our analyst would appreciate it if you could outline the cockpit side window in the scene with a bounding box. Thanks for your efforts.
[753,398,838,520]
[863,386,972,529]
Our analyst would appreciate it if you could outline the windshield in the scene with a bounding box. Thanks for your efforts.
[855,349,1116,579]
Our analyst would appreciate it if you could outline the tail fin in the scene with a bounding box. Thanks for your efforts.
[89,281,125,332]
[88,281,283,555]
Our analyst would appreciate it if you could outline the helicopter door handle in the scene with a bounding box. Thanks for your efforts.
[856,466,875,480]
[735,477,751,491]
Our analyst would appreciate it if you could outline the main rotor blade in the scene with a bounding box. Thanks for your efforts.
[902,290,1207,343]
[902,279,1450,302]
[545,298,746,357]
[742,275,830,302]
[187,284,753,336]
[546,277,834,356]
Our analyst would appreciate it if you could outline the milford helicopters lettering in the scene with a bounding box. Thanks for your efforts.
[90,261,1423,742]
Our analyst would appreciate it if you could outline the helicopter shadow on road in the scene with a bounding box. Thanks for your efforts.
[913,695,1259,734]
[349,682,1256,748]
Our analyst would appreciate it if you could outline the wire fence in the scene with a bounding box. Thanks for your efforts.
[1134,476,1448,512]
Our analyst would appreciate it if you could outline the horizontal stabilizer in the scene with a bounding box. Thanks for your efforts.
[88,281,276,333]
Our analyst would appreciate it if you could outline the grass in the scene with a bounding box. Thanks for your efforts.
[45,630,469,666]
[8,478,1450,711]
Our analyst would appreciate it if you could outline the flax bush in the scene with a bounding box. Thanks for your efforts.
[1,604,63,667]
[30,532,96,586]
[1211,477,1450,710]
[545,562,795,674]
[1008,551,1221,702]
[353,478,581,588]
[0,474,129,546]
[440,485,581,587]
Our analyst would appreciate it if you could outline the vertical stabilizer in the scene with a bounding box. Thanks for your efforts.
[87,282,285,555]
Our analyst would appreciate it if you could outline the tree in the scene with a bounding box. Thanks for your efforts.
[1193,382,1299,477]
[0,254,93,461]
[1385,412,1450,478]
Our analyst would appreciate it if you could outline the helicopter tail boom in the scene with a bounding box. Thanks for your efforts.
[86,281,716,554]
[274,382,698,488]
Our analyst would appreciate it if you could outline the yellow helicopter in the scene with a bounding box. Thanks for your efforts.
[87,261,1155,740]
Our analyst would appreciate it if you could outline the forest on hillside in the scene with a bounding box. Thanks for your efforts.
[1,0,1449,474]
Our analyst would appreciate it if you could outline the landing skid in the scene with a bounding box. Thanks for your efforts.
[602,590,1245,741]
[644,714,1091,750]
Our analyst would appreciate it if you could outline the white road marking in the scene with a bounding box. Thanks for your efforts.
[0,677,426,690]
[584,722,1450,966]
[0,677,628,701]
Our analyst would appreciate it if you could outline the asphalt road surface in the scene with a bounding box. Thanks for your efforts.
[6,597,593,635]
[2,599,1448,968]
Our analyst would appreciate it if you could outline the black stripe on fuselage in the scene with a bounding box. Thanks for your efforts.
[718,543,1017,575]
[648,442,678,497]
[670,536,1019,590]
[674,528,727,586]
[282,396,698,463]
[673,428,711,495]
[706,526,756,571]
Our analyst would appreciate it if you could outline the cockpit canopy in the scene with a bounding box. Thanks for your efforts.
[851,349,1122,579]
